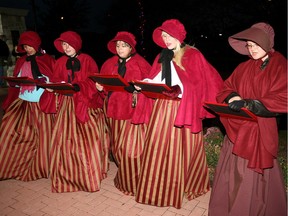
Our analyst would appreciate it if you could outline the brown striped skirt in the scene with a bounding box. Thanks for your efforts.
[49,96,108,192]
[135,99,210,208]
[0,98,54,181]
[106,117,147,195]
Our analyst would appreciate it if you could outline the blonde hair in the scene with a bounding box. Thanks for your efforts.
[173,44,186,70]
[173,43,198,71]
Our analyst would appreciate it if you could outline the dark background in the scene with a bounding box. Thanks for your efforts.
[1,0,287,79]
[0,0,287,129]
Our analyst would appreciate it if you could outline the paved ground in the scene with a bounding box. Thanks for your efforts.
[0,86,211,216]
[0,162,211,216]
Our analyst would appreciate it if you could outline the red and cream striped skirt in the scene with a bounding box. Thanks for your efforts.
[106,117,147,195]
[135,99,210,209]
[50,97,108,192]
[0,98,54,181]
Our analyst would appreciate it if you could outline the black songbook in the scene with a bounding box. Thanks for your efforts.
[37,83,76,95]
[204,102,258,122]
[1,76,38,86]
[131,80,172,99]
[89,74,129,91]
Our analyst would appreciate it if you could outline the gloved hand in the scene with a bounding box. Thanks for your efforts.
[224,92,241,103]
[228,100,246,112]
[162,85,181,99]
[244,99,276,117]
[73,84,80,92]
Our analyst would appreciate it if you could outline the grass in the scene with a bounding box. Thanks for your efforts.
[204,126,287,189]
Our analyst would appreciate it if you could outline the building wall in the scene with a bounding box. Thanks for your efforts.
[0,7,28,75]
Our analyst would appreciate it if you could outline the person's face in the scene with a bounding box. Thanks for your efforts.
[23,45,36,56]
[161,31,180,50]
[116,41,132,58]
[61,41,77,57]
[246,41,267,60]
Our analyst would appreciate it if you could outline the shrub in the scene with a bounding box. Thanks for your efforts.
[203,127,223,183]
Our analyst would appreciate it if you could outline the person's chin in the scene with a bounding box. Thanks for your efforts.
[167,46,176,50]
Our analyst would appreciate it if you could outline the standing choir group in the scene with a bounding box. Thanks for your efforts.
[0,19,287,216]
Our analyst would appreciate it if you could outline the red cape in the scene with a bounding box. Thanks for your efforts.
[40,53,100,123]
[217,51,287,173]
[2,54,55,110]
[149,47,223,133]
[100,54,154,124]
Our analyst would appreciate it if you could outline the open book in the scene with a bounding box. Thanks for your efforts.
[1,76,38,86]
[204,102,258,122]
[131,80,172,99]
[37,83,77,95]
[89,74,129,91]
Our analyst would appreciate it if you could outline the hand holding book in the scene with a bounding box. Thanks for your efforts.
[37,82,77,95]
[89,74,129,92]
[229,99,276,117]
[130,80,172,99]
[204,102,258,122]
[228,100,246,111]
[162,85,182,99]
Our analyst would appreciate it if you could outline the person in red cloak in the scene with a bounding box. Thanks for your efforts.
[0,31,55,181]
[96,31,153,195]
[208,22,287,216]
[47,31,108,192]
[135,19,223,209]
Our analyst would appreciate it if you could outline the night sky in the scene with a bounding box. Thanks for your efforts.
[0,0,287,78]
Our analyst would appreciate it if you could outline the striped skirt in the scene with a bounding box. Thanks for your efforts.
[0,98,53,181]
[135,99,210,209]
[106,117,147,195]
[50,97,108,192]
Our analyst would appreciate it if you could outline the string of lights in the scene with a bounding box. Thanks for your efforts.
[137,0,146,57]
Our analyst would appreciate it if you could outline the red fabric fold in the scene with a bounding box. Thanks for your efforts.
[50,53,100,123]
[100,54,154,124]
[148,47,223,133]
[217,51,287,173]
[2,54,55,111]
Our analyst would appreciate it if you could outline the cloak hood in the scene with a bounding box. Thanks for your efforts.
[54,31,82,53]
[228,22,275,55]
[152,19,186,48]
[107,31,137,54]
[17,31,41,53]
